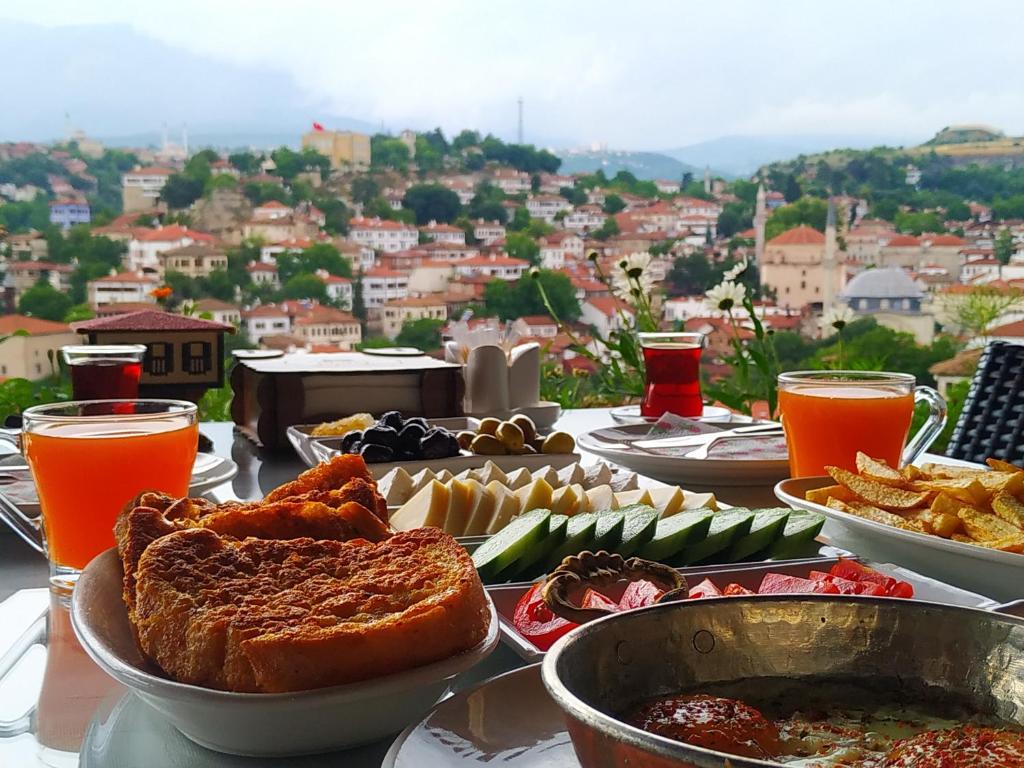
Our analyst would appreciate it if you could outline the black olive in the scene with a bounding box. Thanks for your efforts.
[362,425,399,450]
[340,430,363,454]
[398,423,427,452]
[359,443,394,463]
[379,411,404,430]
[404,416,429,430]
[421,429,458,460]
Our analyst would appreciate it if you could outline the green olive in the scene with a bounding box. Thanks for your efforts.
[495,421,525,451]
[509,414,537,444]
[470,433,507,455]
[542,431,576,454]
[477,417,502,436]
[456,430,475,450]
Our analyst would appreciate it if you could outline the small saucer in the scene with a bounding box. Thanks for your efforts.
[609,404,734,426]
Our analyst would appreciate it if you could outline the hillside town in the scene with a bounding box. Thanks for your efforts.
[1,123,1023,390]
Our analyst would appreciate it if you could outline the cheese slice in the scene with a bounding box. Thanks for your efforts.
[569,483,587,513]
[557,463,585,487]
[585,485,617,513]
[471,460,507,486]
[409,468,437,495]
[614,488,654,508]
[649,486,685,518]
[463,479,496,536]
[532,465,559,487]
[516,478,554,516]
[683,491,718,512]
[582,462,612,489]
[609,472,639,492]
[486,481,520,534]
[435,469,454,484]
[443,479,474,536]
[381,467,414,506]
[390,480,450,531]
[551,484,581,517]
[453,468,473,481]
[504,467,533,490]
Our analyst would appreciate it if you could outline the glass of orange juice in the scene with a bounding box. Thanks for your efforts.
[778,371,946,477]
[0,399,198,590]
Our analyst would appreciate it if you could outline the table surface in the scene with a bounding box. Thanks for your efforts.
[0,409,975,767]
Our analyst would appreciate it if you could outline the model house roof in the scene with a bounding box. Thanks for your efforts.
[73,310,234,333]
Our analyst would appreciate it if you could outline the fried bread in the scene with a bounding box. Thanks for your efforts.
[132,526,490,692]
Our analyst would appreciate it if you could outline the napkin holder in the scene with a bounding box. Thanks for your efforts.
[447,342,555,425]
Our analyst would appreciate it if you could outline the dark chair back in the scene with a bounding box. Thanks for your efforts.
[946,341,1024,464]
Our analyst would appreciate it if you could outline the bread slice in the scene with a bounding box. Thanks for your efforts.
[132,527,490,692]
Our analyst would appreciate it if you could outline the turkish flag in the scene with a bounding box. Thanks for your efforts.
[312,122,324,132]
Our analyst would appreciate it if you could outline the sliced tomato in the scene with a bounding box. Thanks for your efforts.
[512,583,577,651]
[582,588,620,612]
[887,580,915,599]
[857,581,889,596]
[689,577,722,599]
[758,573,841,595]
[812,572,863,595]
[619,580,664,610]
[829,558,897,591]
[722,583,755,596]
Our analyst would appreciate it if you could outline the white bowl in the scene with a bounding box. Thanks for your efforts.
[71,548,500,757]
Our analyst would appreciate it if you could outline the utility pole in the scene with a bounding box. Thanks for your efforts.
[517,97,524,144]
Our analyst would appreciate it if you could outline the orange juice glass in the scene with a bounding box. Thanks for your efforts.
[778,371,946,477]
[2,399,197,590]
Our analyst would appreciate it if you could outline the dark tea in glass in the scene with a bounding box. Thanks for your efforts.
[62,345,146,401]
[638,332,705,418]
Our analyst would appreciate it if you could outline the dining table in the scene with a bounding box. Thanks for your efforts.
[0,408,972,767]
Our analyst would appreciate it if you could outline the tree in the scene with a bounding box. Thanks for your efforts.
[271,147,329,180]
[414,137,444,174]
[783,174,803,203]
[160,173,204,209]
[402,184,461,224]
[893,210,944,235]
[484,271,580,321]
[505,232,540,265]
[995,229,1015,278]
[717,202,751,238]
[603,194,626,214]
[939,284,1022,338]
[451,129,481,151]
[764,196,829,240]
[467,182,508,224]
[18,282,73,321]
[228,151,261,175]
[276,243,353,284]
[197,270,236,302]
[370,136,411,173]
[591,217,620,240]
[946,199,971,221]
[351,176,380,206]
[508,207,531,232]
[395,318,444,351]
[667,253,719,295]
[352,274,367,322]
[560,186,587,205]
[314,195,350,234]
[63,303,95,323]
[279,273,329,303]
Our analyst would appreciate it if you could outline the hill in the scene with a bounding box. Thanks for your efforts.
[556,149,702,182]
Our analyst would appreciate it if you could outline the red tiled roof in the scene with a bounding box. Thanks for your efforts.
[349,216,416,231]
[384,295,446,308]
[421,222,463,233]
[320,274,352,284]
[457,255,529,267]
[133,226,216,244]
[256,200,290,209]
[0,315,72,335]
[364,267,409,278]
[124,166,174,176]
[520,315,557,326]
[242,304,290,318]
[585,296,633,318]
[73,310,233,333]
[89,271,157,284]
[767,225,825,245]
[886,234,920,247]
[294,305,359,326]
[926,234,967,246]
[93,302,161,316]
[989,319,1024,337]
[191,298,239,312]
[247,262,278,272]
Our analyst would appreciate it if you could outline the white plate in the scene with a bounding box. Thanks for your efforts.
[609,404,734,426]
[71,548,500,757]
[775,476,1024,602]
[577,423,790,495]
[362,347,426,357]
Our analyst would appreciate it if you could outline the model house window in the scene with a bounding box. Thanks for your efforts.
[182,341,212,375]
[147,342,173,375]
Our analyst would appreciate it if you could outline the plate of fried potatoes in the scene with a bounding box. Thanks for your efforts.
[775,453,1024,601]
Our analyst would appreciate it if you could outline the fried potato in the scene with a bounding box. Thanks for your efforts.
[958,507,1023,542]
[805,484,857,505]
[827,497,928,532]
[930,492,968,518]
[918,463,988,479]
[855,453,907,486]
[826,466,929,510]
[987,458,1023,473]
[914,478,990,507]
[992,492,1024,529]
[900,464,925,482]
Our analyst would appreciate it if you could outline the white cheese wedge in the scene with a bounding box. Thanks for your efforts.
[609,472,639,493]
[532,465,559,487]
[504,467,533,490]
[486,481,520,534]
[585,485,617,513]
[682,491,718,512]
[557,463,585,487]
[380,467,414,506]
[649,486,685,518]
[462,479,496,536]
[409,468,438,495]
[453,468,473,481]
[569,483,586,513]
[582,462,612,489]
[470,460,507,486]
[389,480,450,531]
[515,478,554,516]
[435,469,454,484]
[614,488,654,508]
[551,484,580,517]
[443,479,475,535]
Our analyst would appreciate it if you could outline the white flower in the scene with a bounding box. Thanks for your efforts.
[611,252,656,304]
[705,281,747,312]
[722,260,748,282]
[823,304,855,331]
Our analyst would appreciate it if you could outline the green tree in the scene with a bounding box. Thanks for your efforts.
[591,217,620,240]
[351,176,380,206]
[560,186,587,205]
[0,195,51,232]
[271,147,329,180]
[451,129,481,151]
[484,271,580,321]
[995,229,1015,278]
[765,196,829,240]
[508,206,531,232]
[395,318,444,351]
[63,303,95,323]
[413,137,443,174]
[160,173,204,208]
[402,184,461,224]
[352,274,367,323]
[276,243,353,284]
[783,174,803,203]
[667,253,718,295]
[603,194,626,214]
[18,282,73,321]
[505,232,540,265]
[197,270,236,302]
[893,210,944,235]
[228,151,261,175]
[370,136,411,173]
[945,199,971,221]
[717,201,751,238]
[279,273,329,302]
[467,181,508,224]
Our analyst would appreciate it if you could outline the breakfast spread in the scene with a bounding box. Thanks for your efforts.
[114,454,492,693]
[806,453,1024,553]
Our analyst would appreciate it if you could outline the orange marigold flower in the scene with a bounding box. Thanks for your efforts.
[150,286,173,299]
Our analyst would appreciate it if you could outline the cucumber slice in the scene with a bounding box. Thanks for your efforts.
[727,509,791,562]
[673,509,755,566]
[511,514,569,580]
[616,505,660,557]
[767,510,825,559]
[544,512,600,572]
[637,509,715,561]
[593,510,626,551]
[473,508,552,582]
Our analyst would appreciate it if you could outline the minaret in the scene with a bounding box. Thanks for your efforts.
[753,182,767,267]
[822,197,838,313]
[704,166,711,195]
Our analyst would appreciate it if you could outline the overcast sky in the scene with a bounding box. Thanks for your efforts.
[3,0,1024,149]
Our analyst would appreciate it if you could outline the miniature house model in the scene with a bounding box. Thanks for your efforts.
[73,310,234,401]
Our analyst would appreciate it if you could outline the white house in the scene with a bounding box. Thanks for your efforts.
[439,177,476,205]
[293,305,362,350]
[538,174,576,194]
[520,315,559,338]
[473,219,506,245]
[243,304,292,343]
[453,254,529,281]
[563,205,606,232]
[126,225,217,276]
[349,217,419,253]
[538,232,585,270]
[526,194,571,224]
[252,200,294,220]
[190,298,241,327]
[420,221,466,245]
[317,270,353,309]
[674,196,722,218]
[582,296,634,338]
[655,179,681,194]
[121,166,173,212]
[491,168,530,194]
[87,271,158,306]
[362,267,410,307]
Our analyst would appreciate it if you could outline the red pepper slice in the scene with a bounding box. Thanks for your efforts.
[688,577,722,599]
[829,558,897,591]
[581,588,620,612]
[512,583,577,651]
[722,583,755,596]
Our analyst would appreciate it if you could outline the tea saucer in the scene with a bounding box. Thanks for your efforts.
[609,404,734,426]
